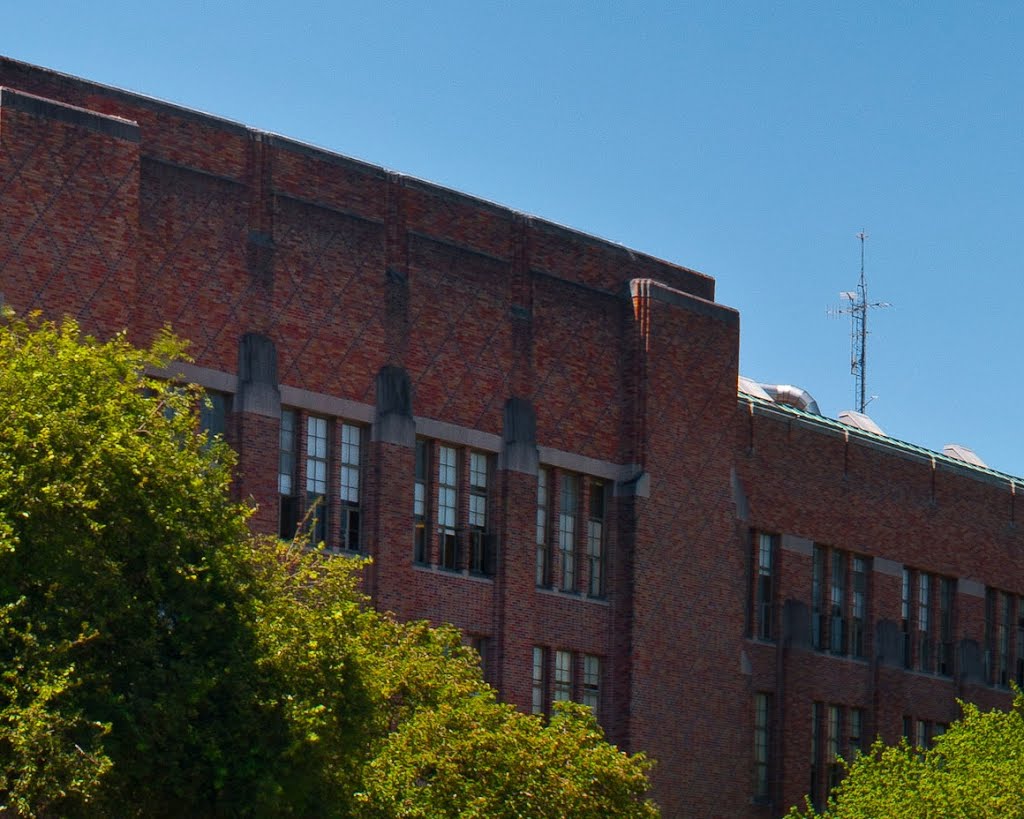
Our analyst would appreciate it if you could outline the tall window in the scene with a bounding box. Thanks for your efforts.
[414,439,428,564]
[536,468,550,587]
[939,578,954,677]
[587,481,606,597]
[849,708,863,758]
[437,445,458,570]
[754,532,776,640]
[809,703,821,812]
[918,573,933,672]
[753,693,772,801]
[554,650,573,701]
[851,557,868,658]
[468,452,490,574]
[279,408,298,540]
[986,588,1013,688]
[338,423,361,552]
[559,475,578,592]
[583,655,601,714]
[812,546,869,657]
[812,547,826,650]
[199,391,229,438]
[901,568,912,668]
[306,415,329,546]
[532,647,547,715]
[1017,595,1024,688]
[827,705,843,791]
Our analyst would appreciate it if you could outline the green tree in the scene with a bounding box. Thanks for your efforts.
[0,312,657,817]
[790,695,1024,818]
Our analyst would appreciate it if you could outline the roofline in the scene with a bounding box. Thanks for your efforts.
[739,391,1023,489]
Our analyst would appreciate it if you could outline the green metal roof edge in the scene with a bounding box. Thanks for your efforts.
[738,391,1023,486]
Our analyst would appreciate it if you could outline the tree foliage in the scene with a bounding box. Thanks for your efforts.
[0,312,657,817]
[790,694,1024,818]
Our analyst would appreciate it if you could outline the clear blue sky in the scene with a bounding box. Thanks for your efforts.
[6,2,1024,475]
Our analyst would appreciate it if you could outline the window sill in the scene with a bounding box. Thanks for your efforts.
[534,586,610,606]
[412,563,494,584]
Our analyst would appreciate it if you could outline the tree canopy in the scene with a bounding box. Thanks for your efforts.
[790,695,1024,818]
[0,312,657,817]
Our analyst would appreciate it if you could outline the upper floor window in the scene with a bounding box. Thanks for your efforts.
[338,423,362,552]
[414,439,429,564]
[813,545,870,658]
[559,475,578,592]
[904,568,954,675]
[415,441,494,576]
[753,692,772,802]
[306,415,329,546]
[554,650,573,702]
[986,587,1014,688]
[536,467,550,587]
[468,451,491,574]
[532,646,547,715]
[587,482,606,598]
[437,445,458,570]
[279,408,299,540]
[752,532,776,641]
[583,654,601,714]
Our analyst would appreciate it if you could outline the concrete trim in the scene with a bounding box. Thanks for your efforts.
[631,278,739,326]
[781,534,813,556]
[0,87,139,142]
[537,446,620,482]
[415,417,502,452]
[958,578,986,598]
[874,557,903,578]
[279,385,375,424]
[154,362,238,395]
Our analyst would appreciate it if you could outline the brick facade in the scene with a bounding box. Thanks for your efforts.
[2,57,1021,817]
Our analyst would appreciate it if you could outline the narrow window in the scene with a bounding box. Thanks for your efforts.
[554,650,573,701]
[939,577,954,676]
[812,546,826,650]
[199,391,229,438]
[1017,595,1024,687]
[468,452,490,574]
[339,423,361,552]
[278,408,299,540]
[583,655,601,714]
[471,635,490,682]
[809,703,822,812]
[437,445,458,570]
[756,533,775,640]
[918,573,932,672]
[753,693,772,801]
[827,705,843,791]
[915,720,927,750]
[902,716,912,741]
[901,568,912,668]
[535,468,550,587]
[414,439,429,564]
[532,647,547,715]
[1000,593,1012,687]
[849,708,863,758]
[851,556,868,658]
[830,551,847,655]
[306,415,329,546]
[559,474,578,592]
[587,481,606,597]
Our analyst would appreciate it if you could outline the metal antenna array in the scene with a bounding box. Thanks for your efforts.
[828,231,891,413]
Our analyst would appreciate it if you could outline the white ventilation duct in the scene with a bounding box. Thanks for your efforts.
[943,444,988,468]
[837,410,885,435]
[760,383,821,416]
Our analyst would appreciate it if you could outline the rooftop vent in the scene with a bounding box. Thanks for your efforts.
[943,444,988,469]
[837,410,885,436]
[761,384,821,415]
[738,376,773,401]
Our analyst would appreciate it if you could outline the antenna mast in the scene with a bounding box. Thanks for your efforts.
[830,231,890,413]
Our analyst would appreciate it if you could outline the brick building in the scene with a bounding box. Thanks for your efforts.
[1,56,1021,816]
